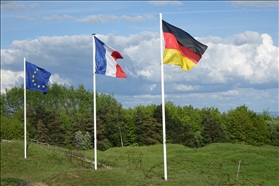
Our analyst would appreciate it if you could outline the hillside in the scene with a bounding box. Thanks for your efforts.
[1,141,279,185]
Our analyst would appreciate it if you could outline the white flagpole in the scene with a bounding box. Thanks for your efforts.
[92,34,97,170]
[159,13,167,180]
[24,57,27,159]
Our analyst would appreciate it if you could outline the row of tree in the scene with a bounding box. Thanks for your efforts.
[1,84,279,150]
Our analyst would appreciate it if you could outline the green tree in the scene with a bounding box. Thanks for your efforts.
[83,131,92,150]
[181,105,203,133]
[0,111,24,140]
[177,105,203,148]
[154,103,183,144]
[181,122,195,147]
[37,119,50,143]
[27,105,52,140]
[3,86,24,116]
[201,107,228,145]
[266,119,279,146]
[0,92,8,117]
[135,106,161,146]
[47,112,66,146]
[74,130,84,149]
[225,105,270,146]
[120,108,137,146]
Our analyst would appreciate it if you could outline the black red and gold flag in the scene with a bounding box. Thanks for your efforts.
[162,20,208,70]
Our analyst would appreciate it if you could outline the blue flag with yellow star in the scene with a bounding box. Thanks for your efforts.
[26,61,51,94]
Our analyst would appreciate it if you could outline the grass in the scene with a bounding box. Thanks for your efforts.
[1,141,279,185]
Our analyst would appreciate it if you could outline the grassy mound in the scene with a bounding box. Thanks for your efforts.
[1,141,278,185]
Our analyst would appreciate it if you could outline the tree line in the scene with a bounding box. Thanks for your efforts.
[1,83,279,150]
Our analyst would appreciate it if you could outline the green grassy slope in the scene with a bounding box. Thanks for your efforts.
[1,141,278,186]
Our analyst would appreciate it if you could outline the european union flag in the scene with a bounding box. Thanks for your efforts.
[26,61,51,94]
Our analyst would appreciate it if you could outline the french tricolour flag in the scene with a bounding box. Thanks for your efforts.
[94,36,127,78]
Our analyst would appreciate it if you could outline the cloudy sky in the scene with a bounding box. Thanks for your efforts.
[1,1,278,113]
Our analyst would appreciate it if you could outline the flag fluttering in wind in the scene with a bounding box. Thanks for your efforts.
[24,59,51,159]
[26,61,51,94]
[94,36,127,78]
[162,20,208,70]
[159,15,208,181]
[92,35,127,170]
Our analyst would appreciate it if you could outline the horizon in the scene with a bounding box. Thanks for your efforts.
[2,83,279,117]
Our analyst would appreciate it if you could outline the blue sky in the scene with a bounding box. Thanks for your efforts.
[1,1,278,113]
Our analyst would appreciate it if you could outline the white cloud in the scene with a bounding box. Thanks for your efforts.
[1,1,27,11]
[1,2,39,11]
[133,94,161,99]
[148,0,183,6]
[122,32,160,80]
[30,3,39,10]
[0,71,71,94]
[121,15,145,23]
[174,84,200,91]
[40,14,156,24]
[121,14,156,23]
[16,16,36,21]
[42,14,74,21]
[199,31,278,85]
[231,1,278,7]
[1,34,92,93]
[1,31,278,111]
[1,70,23,93]
[148,84,157,91]
[221,90,239,96]
[49,74,71,86]
[76,14,119,23]
[137,69,154,79]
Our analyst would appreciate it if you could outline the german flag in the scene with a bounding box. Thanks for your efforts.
[162,20,208,71]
